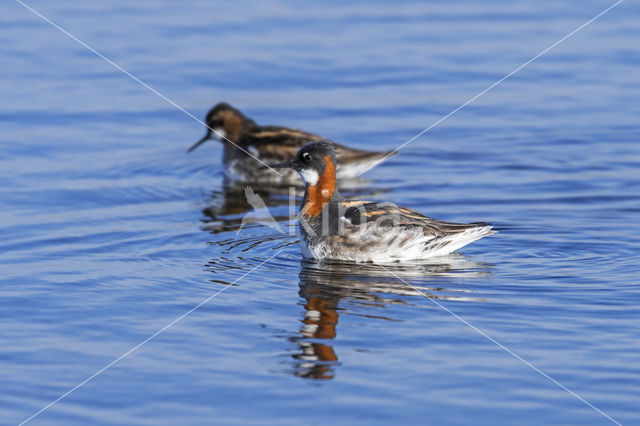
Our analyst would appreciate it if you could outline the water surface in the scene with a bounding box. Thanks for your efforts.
[1,0,639,424]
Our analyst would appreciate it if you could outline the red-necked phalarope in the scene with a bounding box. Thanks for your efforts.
[188,103,394,184]
[268,141,495,262]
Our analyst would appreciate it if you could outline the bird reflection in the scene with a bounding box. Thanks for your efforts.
[290,256,492,380]
[293,290,340,379]
[201,180,294,229]
[200,177,389,234]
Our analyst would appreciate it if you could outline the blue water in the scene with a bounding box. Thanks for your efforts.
[2,0,639,424]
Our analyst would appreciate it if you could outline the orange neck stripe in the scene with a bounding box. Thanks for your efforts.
[301,155,336,217]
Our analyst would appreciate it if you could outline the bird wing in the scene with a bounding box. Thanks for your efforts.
[246,126,395,165]
[245,126,323,162]
[341,201,485,238]
[332,141,396,165]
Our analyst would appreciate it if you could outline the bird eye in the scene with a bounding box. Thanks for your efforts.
[302,152,312,162]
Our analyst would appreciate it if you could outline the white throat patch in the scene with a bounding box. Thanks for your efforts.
[212,128,226,140]
[300,169,319,186]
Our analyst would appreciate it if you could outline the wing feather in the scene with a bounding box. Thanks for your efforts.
[245,127,394,165]
[342,201,487,238]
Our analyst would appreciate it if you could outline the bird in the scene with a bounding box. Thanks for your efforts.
[188,102,394,184]
[267,141,495,263]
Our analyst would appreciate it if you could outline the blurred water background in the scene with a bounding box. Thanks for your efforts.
[1,0,639,424]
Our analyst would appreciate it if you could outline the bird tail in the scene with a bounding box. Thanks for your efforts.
[425,224,496,257]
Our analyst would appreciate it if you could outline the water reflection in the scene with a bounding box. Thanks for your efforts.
[200,177,389,233]
[291,257,492,380]
[293,286,340,379]
[202,179,295,219]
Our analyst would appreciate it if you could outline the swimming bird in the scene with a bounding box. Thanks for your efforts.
[188,102,394,184]
[267,141,495,262]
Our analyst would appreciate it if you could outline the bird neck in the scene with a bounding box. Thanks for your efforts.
[301,156,339,218]
[220,112,256,142]
[221,117,258,161]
